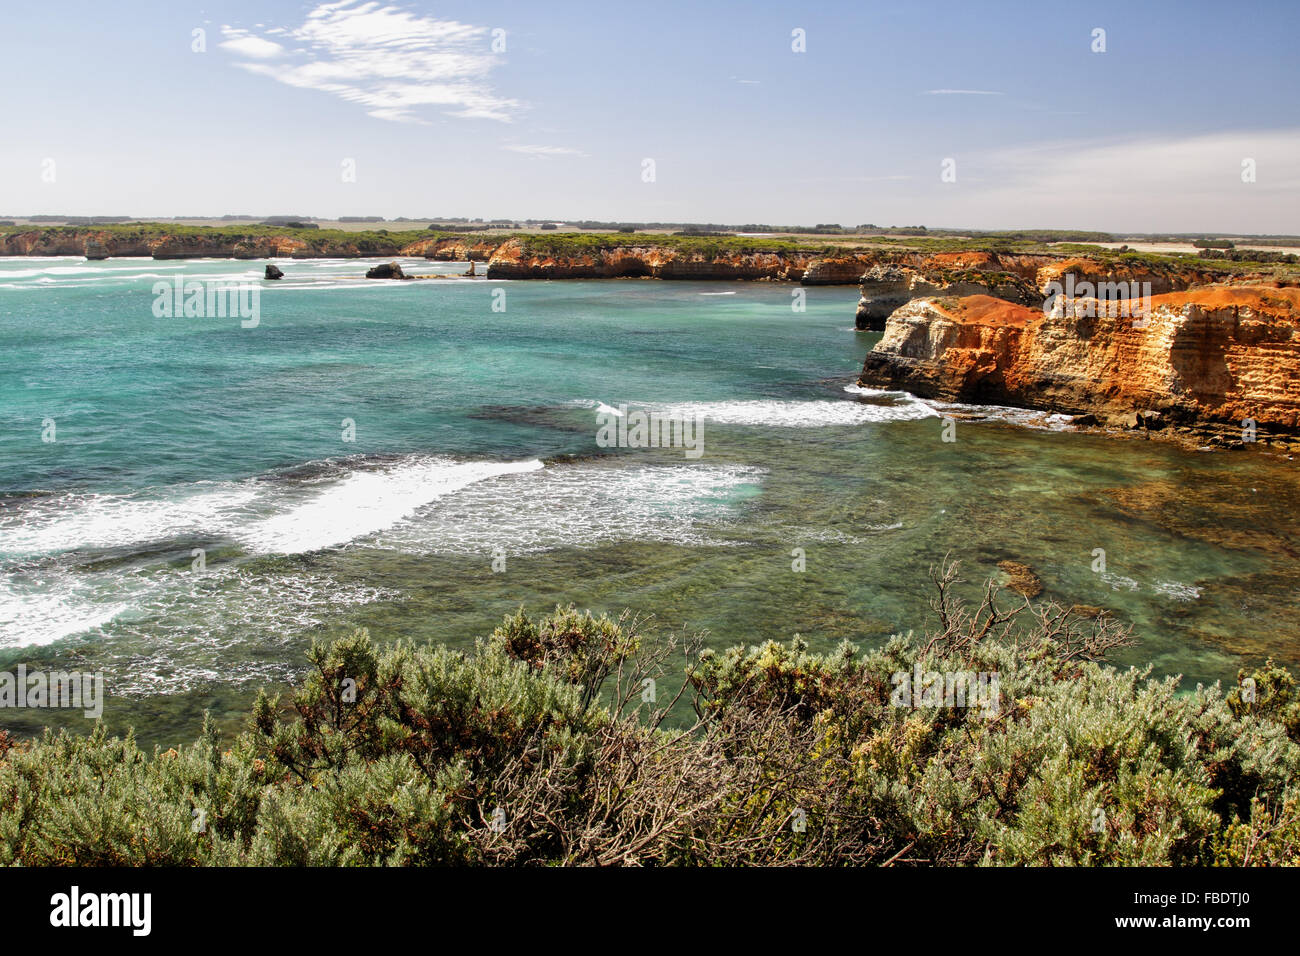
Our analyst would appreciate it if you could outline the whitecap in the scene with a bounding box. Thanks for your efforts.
[0,456,546,560]
[0,577,127,648]
[0,484,261,559]
[237,457,544,554]
[650,398,938,426]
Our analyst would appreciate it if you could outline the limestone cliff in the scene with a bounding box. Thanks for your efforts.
[0,229,1258,308]
[0,228,407,259]
[399,237,499,261]
[854,252,1221,331]
[0,228,874,283]
[857,286,1300,444]
[800,255,877,285]
[483,238,816,281]
[1033,257,1215,298]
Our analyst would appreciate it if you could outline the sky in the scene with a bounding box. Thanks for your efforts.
[2,0,1297,232]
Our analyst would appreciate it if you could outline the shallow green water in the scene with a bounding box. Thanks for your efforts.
[1,257,1296,747]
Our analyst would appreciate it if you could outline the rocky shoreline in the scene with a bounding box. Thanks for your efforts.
[857,286,1300,450]
[0,228,874,282]
[0,228,1256,292]
[8,226,1298,449]
[0,229,498,263]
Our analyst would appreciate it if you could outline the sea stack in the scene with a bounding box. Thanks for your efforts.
[365,261,406,279]
[264,264,284,279]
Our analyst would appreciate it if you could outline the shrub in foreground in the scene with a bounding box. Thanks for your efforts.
[1,565,1297,866]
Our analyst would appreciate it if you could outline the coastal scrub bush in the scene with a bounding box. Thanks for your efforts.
[1,565,1298,866]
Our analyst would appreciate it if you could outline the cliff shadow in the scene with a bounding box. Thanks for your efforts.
[1167,305,1235,412]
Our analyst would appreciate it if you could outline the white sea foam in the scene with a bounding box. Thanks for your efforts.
[372,461,766,554]
[930,401,1075,430]
[843,384,910,398]
[575,393,937,426]
[0,263,190,277]
[0,576,128,648]
[844,384,1077,431]
[0,486,261,561]
[46,266,113,275]
[97,272,191,281]
[238,457,544,554]
[0,456,544,560]
[0,485,262,558]
[0,455,543,650]
[104,568,401,695]
[0,560,400,666]
[651,398,938,426]
[0,457,758,655]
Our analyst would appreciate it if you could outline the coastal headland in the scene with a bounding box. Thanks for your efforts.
[857,286,1300,448]
[4,225,1294,291]
[7,222,1299,447]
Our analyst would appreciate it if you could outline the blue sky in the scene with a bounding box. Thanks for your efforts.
[2,0,1297,231]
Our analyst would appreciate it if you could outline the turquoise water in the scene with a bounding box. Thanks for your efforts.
[2,256,1298,747]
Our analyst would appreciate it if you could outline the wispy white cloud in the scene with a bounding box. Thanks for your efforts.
[922,89,1005,96]
[219,32,287,59]
[505,144,586,157]
[219,1,518,124]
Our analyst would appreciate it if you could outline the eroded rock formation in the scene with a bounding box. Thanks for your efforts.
[364,260,408,278]
[482,239,817,281]
[365,261,407,279]
[857,286,1300,444]
[852,252,1225,331]
[401,237,499,261]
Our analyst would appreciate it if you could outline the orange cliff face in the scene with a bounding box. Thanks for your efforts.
[398,237,499,261]
[855,253,1056,329]
[0,229,882,283]
[854,254,1228,330]
[482,238,820,281]
[858,286,1300,444]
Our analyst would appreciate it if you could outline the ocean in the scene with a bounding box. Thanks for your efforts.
[2,256,1297,747]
